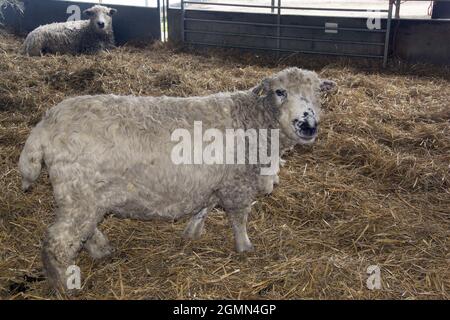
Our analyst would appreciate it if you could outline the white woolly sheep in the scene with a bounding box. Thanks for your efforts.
[21,5,117,56]
[19,67,336,292]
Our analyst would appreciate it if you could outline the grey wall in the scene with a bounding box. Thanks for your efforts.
[7,0,161,44]
[432,1,450,19]
[393,19,450,64]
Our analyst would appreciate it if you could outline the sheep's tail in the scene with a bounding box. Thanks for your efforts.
[20,33,42,56]
[19,124,46,191]
[20,35,32,55]
[20,41,29,55]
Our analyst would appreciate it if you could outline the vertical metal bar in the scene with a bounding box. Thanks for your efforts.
[162,0,166,41]
[166,0,170,41]
[271,0,275,13]
[157,0,161,40]
[383,0,394,68]
[394,0,400,19]
[181,0,185,43]
[276,0,281,59]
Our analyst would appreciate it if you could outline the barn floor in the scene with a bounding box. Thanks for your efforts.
[0,30,449,300]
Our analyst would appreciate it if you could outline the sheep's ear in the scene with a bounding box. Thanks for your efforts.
[320,79,337,92]
[109,8,118,15]
[252,78,271,97]
[83,8,94,17]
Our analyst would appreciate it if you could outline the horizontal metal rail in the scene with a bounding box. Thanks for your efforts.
[183,1,389,12]
[186,30,386,46]
[185,18,387,33]
[184,1,279,9]
[280,6,388,13]
[184,41,385,58]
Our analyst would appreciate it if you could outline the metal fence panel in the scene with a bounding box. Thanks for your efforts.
[178,0,394,66]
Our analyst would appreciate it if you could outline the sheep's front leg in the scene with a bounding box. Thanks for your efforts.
[273,174,280,186]
[227,206,254,253]
[183,208,208,240]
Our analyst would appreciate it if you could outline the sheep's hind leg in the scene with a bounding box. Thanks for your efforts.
[42,205,100,293]
[183,208,208,240]
[84,228,114,260]
[227,206,254,253]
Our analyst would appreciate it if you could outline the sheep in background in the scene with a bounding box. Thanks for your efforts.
[19,68,337,292]
[21,5,117,56]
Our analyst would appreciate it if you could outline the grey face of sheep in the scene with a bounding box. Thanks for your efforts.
[255,68,336,144]
[84,5,117,34]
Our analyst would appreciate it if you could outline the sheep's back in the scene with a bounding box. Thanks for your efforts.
[24,20,89,54]
[39,94,239,216]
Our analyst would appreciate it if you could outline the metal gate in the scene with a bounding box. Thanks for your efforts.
[179,0,394,67]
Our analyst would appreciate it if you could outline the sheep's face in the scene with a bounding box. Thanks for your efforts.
[255,67,336,144]
[84,5,117,34]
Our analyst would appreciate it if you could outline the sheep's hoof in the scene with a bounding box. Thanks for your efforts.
[235,241,255,253]
[22,180,32,192]
[85,240,115,260]
[183,210,207,240]
[84,229,115,260]
[273,175,280,186]
[89,244,115,260]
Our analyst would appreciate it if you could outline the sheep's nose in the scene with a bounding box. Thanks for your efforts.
[300,121,317,136]
[97,22,105,29]
[293,118,318,136]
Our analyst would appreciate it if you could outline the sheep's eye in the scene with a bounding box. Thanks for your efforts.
[275,90,286,97]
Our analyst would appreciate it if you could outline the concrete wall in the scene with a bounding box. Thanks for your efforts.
[168,8,450,65]
[393,19,450,64]
[6,0,161,44]
[432,1,450,19]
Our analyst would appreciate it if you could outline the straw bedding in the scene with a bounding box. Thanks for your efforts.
[0,30,448,299]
